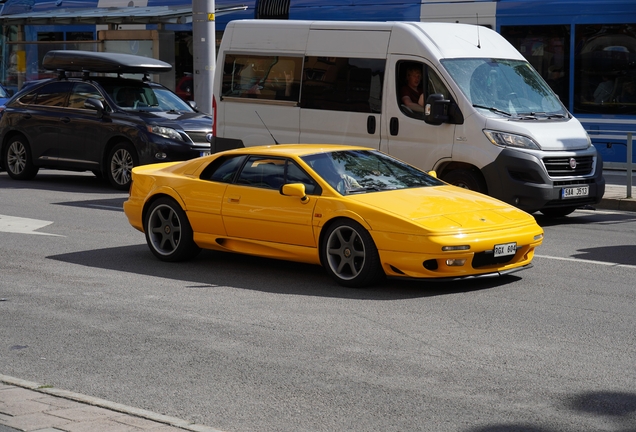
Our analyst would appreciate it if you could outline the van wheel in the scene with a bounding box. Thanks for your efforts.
[3,135,39,180]
[320,219,384,288]
[540,206,577,217]
[442,169,487,194]
[107,142,137,190]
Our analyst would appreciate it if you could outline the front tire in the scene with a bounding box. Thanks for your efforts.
[320,219,384,288]
[144,197,201,262]
[3,135,39,180]
[106,142,137,190]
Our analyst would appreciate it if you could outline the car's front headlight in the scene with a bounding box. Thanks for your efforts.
[483,129,541,150]
[148,125,183,141]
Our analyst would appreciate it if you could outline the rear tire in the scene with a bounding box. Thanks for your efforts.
[442,169,487,194]
[144,197,201,262]
[3,135,39,180]
[106,142,137,190]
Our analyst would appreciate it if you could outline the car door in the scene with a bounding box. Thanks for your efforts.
[382,56,456,171]
[59,82,110,168]
[13,81,73,164]
[221,155,318,247]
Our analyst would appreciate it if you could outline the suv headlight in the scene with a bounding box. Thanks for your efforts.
[148,125,183,141]
[483,129,541,150]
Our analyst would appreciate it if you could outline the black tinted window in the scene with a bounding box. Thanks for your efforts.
[301,56,385,113]
[68,83,104,110]
[34,82,73,107]
[201,155,247,183]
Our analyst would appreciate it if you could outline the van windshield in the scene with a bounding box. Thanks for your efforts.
[441,58,568,119]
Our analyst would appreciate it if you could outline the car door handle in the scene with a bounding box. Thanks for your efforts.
[227,195,240,203]
[60,117,71,123]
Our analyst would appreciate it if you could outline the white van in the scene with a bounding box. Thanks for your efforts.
[212,20,605,216]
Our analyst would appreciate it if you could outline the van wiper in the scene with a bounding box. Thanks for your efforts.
[472,104,511,117]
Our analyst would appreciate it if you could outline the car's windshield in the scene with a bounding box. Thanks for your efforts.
[101,82,195,112]
[302,150,444,195]
[442,58,568,118]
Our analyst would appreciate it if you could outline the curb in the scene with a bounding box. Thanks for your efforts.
[597,197,636,212]
[0,374,224,432]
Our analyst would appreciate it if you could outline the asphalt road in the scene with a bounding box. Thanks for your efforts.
[1,170,635,432]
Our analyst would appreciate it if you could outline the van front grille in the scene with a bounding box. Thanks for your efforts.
[543,156,594,177]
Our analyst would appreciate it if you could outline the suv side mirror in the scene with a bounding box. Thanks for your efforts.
[84,98,105,117]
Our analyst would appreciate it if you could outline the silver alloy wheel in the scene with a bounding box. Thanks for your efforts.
[7,141,27,175]
[110,147,134,187]
[325,225,366,281]
[147,204,182,256]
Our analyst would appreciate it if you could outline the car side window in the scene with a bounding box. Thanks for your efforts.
[68,82,105,110]
[201,155,247,183]
[236,156,288,189]
[32,82,73,107]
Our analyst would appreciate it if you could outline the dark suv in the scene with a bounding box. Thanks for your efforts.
[0,50,212,190]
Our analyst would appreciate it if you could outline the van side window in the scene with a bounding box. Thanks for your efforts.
[396,61,451,118]
[221,54,302,102]
[301,57,384,113]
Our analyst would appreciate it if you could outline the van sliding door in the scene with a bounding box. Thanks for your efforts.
[299,56,385,148]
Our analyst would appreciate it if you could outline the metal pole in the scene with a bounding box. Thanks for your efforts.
[627,132,633,199]
[192,0,215,115]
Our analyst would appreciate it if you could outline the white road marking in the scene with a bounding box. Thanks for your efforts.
[0,214,64,236]
[535,254,636,270]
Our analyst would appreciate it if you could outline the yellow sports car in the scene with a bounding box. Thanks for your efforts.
[123,144,543,287]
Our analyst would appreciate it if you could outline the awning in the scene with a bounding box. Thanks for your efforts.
[0,4,248,26]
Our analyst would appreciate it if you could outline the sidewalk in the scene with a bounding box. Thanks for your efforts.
[597,170,636,212]
[0,375,223,432]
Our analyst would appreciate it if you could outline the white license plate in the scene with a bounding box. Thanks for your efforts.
[200,151,211,157]
[494,242,517,257]
[562,185,589,199]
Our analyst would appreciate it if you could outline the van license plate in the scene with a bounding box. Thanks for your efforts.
[200,151,211,157]
[562,186,589,199]
[494,242,517,257]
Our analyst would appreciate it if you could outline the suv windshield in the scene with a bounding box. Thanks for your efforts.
[99,82,196,112]
[442,58,568,118]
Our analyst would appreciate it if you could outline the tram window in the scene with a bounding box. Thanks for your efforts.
[500,25,570,105]
[574,24,636,115]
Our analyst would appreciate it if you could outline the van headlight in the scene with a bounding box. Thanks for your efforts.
[148,125,183,141]
[483,130,541,150]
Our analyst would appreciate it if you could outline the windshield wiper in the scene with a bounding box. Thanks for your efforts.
[472,104,512,117]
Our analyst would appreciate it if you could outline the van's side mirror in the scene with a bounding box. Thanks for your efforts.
[424,94,449,125]
[84,98,105,118]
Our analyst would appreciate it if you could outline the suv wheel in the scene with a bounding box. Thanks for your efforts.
[3,135,39,180]
[107,142,137,190]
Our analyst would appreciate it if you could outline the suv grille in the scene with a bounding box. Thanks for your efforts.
[543,156,594,177]
[183,131,211,145]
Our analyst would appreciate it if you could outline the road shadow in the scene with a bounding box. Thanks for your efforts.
[570,244,636,266]
[467,390,636,432]
[48,245,524,300]
[534,209,636,227]
[0,171,122,195]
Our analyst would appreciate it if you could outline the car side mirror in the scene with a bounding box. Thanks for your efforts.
[280,183,309,203]
[84,98,105,117]
[188,100,198,110]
